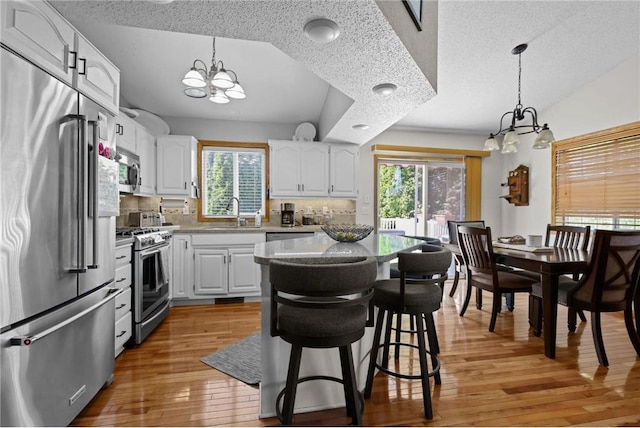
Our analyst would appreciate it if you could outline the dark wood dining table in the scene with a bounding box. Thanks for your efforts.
[444,243,590,359]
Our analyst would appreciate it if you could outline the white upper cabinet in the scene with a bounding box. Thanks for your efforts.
[268,140,358,198]
[115,114,137,153]
[136,127,156,196]
[1,0,120,114]
[269,140,329,198]
[156,135,199,198]
[329,144,359,198]
[74,34,120,114]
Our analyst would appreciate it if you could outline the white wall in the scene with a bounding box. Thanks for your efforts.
[500,54,640,237]
[355,130,504,232]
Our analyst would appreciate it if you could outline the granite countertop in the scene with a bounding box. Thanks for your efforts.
[253,233,425,265]
[175,225,324,234]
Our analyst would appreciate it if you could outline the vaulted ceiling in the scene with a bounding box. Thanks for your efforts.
[51,0,639,145]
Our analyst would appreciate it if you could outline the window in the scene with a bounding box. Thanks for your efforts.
[553,122,640,230]
[198,141,268,221]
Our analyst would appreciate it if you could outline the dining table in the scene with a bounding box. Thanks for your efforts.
[444,242,590,359]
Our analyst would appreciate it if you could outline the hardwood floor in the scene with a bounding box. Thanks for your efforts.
[72,280,640,427]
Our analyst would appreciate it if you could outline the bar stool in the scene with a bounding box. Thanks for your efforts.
[364,244,451,420]
[269,256,378,426]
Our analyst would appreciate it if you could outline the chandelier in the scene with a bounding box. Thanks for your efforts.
[483,43,555,154]
[181,37,246,104]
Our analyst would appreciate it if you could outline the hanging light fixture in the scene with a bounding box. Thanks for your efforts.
[483,43,555,153]
[181,37,246,104]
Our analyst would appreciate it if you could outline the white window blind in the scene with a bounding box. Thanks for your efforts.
[553,122,640,229]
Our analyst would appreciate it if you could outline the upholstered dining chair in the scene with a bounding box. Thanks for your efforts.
[456,226,538,332]
[529,225,591,335]
[531,229,640,366]
[269,256,378,425]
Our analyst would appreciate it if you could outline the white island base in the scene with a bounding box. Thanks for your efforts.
[254,234,425,418]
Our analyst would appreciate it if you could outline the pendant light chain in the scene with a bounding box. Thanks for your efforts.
[211,38,216,65]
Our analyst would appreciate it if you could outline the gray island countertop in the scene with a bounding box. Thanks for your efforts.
[253,233,425,264]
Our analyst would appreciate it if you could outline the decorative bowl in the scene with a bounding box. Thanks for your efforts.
[321,224,374,242]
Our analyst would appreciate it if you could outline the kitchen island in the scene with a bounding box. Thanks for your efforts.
[254,233,426,418]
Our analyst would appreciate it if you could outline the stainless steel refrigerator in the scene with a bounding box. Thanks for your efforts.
[1,45,121,426]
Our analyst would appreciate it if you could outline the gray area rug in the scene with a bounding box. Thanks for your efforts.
[201,332,261,386]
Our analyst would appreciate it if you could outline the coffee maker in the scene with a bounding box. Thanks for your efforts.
[281,203,296,227]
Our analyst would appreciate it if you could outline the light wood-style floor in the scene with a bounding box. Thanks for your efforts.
[72,280,640,427]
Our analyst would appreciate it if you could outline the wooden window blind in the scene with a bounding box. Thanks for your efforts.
[552,122,640,229]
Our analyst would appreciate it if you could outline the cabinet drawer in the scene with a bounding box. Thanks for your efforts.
[114,311,132,352]
[115,287,132,320]
[115,245,132,265]
[115,263,132,289]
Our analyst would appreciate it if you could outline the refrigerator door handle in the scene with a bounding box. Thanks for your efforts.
[88,120,99,269]
[60,114,87,273]
[9,288,122,346]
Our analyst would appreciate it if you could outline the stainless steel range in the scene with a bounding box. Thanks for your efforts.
[116,227,172,344]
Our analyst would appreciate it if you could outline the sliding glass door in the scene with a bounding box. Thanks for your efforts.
[377,159,465,241]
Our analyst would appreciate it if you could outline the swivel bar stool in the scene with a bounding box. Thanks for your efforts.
[270,256,378,426]
[364,244,451,420]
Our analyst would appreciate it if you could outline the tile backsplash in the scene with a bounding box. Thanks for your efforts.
[118,195,356,228]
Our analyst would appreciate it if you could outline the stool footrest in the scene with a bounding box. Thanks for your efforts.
[375,342,440,380]
[276,375,365,424]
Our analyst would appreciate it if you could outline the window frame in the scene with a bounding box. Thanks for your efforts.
[197,140,270,223]
[551,121,640,230]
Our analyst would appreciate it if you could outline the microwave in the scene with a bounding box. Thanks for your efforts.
[116,148,140,194]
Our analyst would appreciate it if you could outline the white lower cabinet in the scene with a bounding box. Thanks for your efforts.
[114,243,133,357]
[171,233,264,301]
[171,234,193,300]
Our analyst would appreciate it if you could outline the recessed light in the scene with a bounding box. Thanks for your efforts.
[372,83,398,95]
[304,19,340,43]
[352,124,369,130]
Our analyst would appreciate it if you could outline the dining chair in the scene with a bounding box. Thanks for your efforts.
[533,229,640,366]
[364,244,451,420]
[446,221,486,298]
[456,226,538,332]
[269,256,378,425]
[528,225,591,335]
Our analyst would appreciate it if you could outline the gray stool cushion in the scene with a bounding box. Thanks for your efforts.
[373,279,441,314]
[279,305,368,338]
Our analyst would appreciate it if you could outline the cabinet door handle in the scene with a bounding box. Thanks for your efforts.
[184,182,187,189]
[301,184,304,191]
[331,185,334,192]
[78,58,87,76]
[184,241,188,249]
[115,303,126,309]
[69,51,78,69]
[116,277,127,283]
[116,330,127,338]
[116,255,127,260]
[223,255,227,264]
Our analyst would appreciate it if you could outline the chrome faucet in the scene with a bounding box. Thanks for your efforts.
[225,196,243,227]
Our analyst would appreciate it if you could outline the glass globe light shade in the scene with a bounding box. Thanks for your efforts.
[183,87,207,98]
[226,82,246,99]
[483,135,500,151]
[503,129,520,146]
[211,69,234,89]
[182,68,206,88]
[209,88,230,104]
[533,125,555,149]
[501,141,518,154]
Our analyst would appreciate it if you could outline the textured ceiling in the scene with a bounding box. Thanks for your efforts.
[49,0,639,145]
[50,0,435,145]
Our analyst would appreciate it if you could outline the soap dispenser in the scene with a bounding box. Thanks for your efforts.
[255,210,262,227]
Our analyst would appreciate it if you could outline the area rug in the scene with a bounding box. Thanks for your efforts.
[201,332,261,386]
